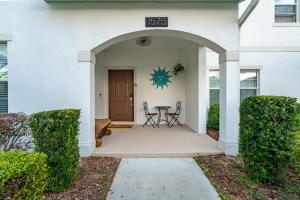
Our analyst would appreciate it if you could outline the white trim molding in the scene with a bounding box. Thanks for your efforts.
[240,46,300,52]
[208,65,262,70]
[0,33,12,41]
[218,139,239,156]
[240,65,262,70]
[46,0,245,2]
[219,51,239,64]
[79,141,95,157]
[273,22,300,27]
[78,51,96,64]
[239,0,260,27]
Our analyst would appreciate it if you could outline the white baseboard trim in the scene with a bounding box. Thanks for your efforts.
[79,141,95,157]
[218,139,238,156]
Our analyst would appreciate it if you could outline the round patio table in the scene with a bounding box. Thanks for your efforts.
[155,106,171,128]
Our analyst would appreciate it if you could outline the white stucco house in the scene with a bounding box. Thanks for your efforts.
[0,0,299,156]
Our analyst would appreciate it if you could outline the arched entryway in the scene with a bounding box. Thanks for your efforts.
[79,29,240,156]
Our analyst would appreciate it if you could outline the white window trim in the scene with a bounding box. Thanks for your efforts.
[240,69,260,96]
[272,22,300,26]
[208,69,220,90]
[0,33,12,42]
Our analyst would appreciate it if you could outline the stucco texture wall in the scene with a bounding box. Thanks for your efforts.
[240,0,300,47]
[0,0,239,155]
[95,45,187,125]
[0,0,239,114]
[240,52,300,101]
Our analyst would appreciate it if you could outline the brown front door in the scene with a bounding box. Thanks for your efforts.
[109,70,134,121]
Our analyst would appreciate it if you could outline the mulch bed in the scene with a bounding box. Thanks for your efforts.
[44,157,120,200]
[207,128,219,141]
[195,155,300,200]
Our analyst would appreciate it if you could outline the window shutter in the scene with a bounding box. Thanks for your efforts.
[0,43,7,66]
[0,81,8,113]
[0,43,8,113]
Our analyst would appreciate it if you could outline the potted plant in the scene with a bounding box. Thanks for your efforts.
[173,63,185,75]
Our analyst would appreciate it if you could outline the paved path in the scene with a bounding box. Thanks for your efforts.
[107,158,220,200]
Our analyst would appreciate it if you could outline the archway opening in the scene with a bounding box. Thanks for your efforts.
[91,29,226,55]
[91,29,228,157]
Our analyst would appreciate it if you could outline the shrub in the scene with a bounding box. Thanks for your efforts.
[0,151,48,200]
[295,103,300,176]
[295,103,300,131]
[240,96,298,184]
[29,109,80,192]
[295,131,300,177]
[0,113,32,151]
[208,104,219,130]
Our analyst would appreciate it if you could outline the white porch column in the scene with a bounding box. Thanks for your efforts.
[77,51,96,156]
[218,51,240,155]
[198,47,208,133]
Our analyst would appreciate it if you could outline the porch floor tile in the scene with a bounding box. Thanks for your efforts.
[92,125,222,157]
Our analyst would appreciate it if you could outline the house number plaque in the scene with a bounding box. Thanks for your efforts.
[145,17,168,27]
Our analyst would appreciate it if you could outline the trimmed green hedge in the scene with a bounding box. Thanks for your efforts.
[207,104,219,130]
[295,103,300,176]
[295,103,300,129]
[240,96,298,184]
[0,151,48,200]
[29,109,80,192]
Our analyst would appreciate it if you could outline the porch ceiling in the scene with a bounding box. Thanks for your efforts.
[45,0,244,3]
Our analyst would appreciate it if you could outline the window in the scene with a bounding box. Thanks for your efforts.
[240,70,259,102]
[275,0,298,23]
[209,70,220,105]
[209,70,259,105]
[0,42,8,113]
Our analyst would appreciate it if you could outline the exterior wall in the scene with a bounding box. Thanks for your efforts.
[184,44,200,132]
[1,0,298,155]
[0,0,240,155]
[240,52,300,101]
[95,40,211,133]
[199,0,300,105]
[237,0,300,102]
[95,47,186,125]
[207,50,300,102]
[184,45,208,133]
[0,1,239,52]
[240,0,300,47]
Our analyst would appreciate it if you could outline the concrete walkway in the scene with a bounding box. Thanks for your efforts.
[107,158,220,200]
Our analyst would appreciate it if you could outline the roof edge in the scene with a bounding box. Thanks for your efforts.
[45,0,244,3]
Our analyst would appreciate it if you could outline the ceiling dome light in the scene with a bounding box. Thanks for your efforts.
[136,37,152,47]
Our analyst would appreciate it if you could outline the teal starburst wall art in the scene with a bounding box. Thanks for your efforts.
[150,67,172,89]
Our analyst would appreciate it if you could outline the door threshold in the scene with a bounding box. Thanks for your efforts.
[111,121,134,124]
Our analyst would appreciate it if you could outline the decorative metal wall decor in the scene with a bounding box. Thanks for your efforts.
[150,67,172,89]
